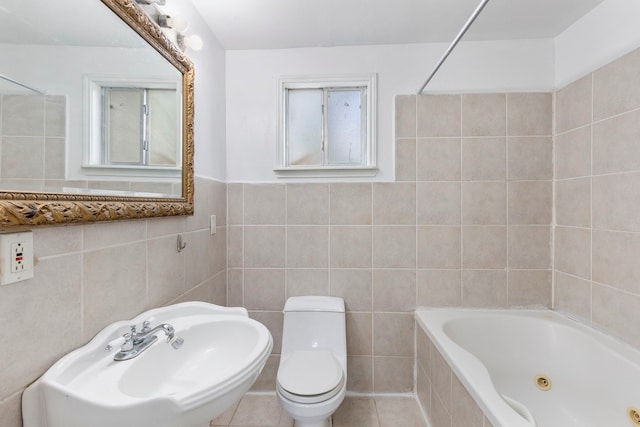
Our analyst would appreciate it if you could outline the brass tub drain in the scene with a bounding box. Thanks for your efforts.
[629,407,640,425]
[534,375,552,391]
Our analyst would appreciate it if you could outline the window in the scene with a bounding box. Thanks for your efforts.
[276,74,377,177]
[102,87,178,167]
[84,76,181,178]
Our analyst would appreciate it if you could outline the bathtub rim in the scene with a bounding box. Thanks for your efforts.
[415,307,640,427]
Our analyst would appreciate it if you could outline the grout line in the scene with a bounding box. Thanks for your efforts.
[589,73,594,324]
[505,94,510,306]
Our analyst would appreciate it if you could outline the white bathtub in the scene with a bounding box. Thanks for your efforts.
[415,308,640,427]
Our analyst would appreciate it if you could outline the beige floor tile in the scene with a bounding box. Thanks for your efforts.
[333,396,381,427]
[375,396,428,427]
[213,393,427,427]
[229,394,286,426]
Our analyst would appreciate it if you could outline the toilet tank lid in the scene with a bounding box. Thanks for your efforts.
[283,296,345,313]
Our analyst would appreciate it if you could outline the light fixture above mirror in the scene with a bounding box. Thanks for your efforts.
[136,0,204,52]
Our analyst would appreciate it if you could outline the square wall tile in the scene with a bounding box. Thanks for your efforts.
[508,226,551,269]
[395,95,416,138]
[244,184,285,225]
[329,226,372,268]
[372,269,416,312]
[244,226,286,267]
[372,183,416,225]
[147,236,185,307]
[417,138,461,181]
[554,226,591,279]
[346,312,373,355]
[1,136,44,179]
[286,269,329,297]
[507,137,552,180]
[244,269,286,310]
[417,269,461,306]
[417,94,461,137]
[373,356,414,392]
[287,183,329,225]
[45,96,66,138]
[556,178,591,228]
[593,47,640,121]
[462,226,507,269]
[329,269,372,311]
[592,230,640,294]
[461,93,506,137]
[417,182,461,225]
[287,226,329,268]
[507,270,551,307]
[462,181,506,225]
[373,313,414,357]
[508,181,552,225]
[592,284,640,349]
[461,137,506,181]
[330,183,372,225]
[555,126,591,179]
[556,74,592,133]
[83,243,147,339]
[417,226,461,269]
[462,269,507,307]
[396,138,417,181]
[507,92,552,136]
[347,356,374,393]
[593,110,640,175]
[553,272,591,320]
[227,183,244,225]
[593,172,640,232]
[2,95,44,136]
[372,226,416,268]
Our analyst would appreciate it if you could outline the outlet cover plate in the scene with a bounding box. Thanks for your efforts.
[0,231,34,285]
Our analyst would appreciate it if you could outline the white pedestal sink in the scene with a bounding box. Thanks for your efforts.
[22,302,273,427]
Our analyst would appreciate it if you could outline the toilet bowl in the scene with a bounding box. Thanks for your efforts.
[276,296,347,427]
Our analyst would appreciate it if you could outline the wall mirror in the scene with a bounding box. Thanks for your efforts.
[0,0,194,227]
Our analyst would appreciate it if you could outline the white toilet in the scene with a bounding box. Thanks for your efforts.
[276,296,347,427]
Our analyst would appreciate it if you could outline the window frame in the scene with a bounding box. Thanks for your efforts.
[275,74,377,178]
[83,75,182,178]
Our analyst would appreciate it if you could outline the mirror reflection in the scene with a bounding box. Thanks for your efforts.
[0,0,183,198]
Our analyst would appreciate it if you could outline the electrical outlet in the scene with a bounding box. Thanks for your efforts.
[11,242,26,272]
[0,231,34,285]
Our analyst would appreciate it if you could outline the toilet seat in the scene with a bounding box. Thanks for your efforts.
[277,350,344,404]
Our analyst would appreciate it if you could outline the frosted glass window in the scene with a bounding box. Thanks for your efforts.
[277,74,376,176]
[287,89,323,166]
[105,89,143,164]
[327,90,363,165]
[148,89,178,167]
[101,87,178,167]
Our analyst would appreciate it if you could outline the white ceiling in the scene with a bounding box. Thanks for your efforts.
[192,0,606,50]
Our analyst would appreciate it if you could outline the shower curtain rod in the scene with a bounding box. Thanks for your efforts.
[417,0,491,93]
[0,73,46,95]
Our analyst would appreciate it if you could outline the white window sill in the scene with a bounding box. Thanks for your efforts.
[81,164,181,179]
[274,166,378,179]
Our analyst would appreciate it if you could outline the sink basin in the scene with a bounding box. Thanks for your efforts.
[22,302,273,427]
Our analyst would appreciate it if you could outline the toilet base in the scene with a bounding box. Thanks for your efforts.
[293,416,332,427]
[277,382,344,427]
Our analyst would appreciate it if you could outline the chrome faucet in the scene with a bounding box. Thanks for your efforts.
[113,321,183,361]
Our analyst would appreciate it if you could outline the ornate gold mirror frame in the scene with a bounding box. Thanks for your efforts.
[0,0,194,228]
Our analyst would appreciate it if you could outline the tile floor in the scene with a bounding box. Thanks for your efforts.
[210,393,428,427]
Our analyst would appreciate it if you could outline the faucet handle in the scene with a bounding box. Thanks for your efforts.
[141,320,151,333]
[121,332,134,351]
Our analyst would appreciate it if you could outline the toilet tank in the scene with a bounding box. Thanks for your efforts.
[280,296,346,362]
